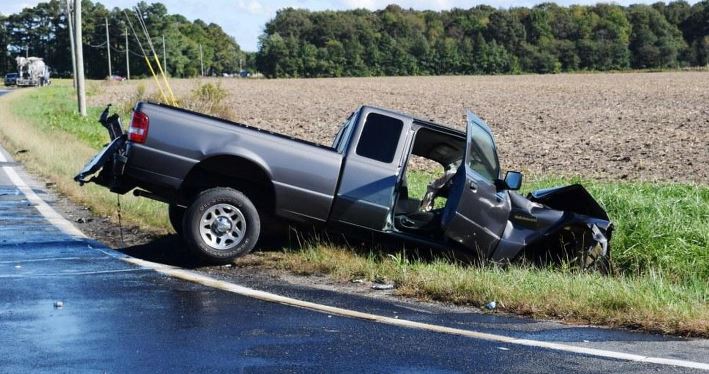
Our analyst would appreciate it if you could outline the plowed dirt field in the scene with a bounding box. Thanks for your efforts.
[91,72,709,183]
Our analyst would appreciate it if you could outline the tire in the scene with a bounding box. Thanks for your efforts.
[182,187,260,264]
[567,226,613,275]
[580,243,613,275]
[168,204,186,236]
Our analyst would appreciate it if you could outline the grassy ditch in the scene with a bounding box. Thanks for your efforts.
[0,81,706,336]
[0,82,169,230]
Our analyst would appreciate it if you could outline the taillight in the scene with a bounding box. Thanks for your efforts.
[128,111,149,143]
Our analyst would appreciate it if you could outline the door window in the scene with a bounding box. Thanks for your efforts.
[467,124,499,182]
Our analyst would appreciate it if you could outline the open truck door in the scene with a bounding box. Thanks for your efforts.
[440,111,511,257]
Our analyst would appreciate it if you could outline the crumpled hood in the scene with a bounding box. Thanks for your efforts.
[528,184,609,221]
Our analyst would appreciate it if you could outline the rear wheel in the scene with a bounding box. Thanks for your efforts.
[182,187,260,264]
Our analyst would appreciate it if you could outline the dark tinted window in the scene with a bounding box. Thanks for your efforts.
[356,113,403,163]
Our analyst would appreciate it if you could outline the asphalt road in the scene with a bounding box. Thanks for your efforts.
[0,93,707,372]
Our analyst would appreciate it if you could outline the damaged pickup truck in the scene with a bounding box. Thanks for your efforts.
[76,103,612,269]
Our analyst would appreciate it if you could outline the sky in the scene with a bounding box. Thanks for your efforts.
[0,0,683,51]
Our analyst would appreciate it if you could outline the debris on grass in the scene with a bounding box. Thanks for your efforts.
[372,283,395,290]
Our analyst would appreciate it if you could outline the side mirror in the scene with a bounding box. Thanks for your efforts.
[501,171,523,191]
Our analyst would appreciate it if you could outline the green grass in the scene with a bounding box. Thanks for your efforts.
[405,170,708,286]
[0,82,169,230]
[531,178,708,286]
[260,243,706,335]
[14,82,108,148]
[260,172,707,335]
[1,81,707,336]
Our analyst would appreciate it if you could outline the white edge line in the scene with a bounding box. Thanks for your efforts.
[0,256,110,264]
[1,150,707,371]
[0,268,148,278]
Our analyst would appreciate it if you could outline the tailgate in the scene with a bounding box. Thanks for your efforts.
[74,105,132,192]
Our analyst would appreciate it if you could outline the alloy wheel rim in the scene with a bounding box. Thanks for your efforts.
[198,203,246,251]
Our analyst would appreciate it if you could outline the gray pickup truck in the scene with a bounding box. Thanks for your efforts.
[76,103,612,269]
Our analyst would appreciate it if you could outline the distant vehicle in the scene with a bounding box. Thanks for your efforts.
[76,103,612,270]
[108,75,126,81]
[4,72,18,86]
[239,70,250,78]
[15,57,50,87]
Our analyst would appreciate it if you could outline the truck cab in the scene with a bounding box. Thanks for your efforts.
[4,73,18,86]
[329,106,522,258]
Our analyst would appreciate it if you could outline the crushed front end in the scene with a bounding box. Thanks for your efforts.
[492,184,613,272]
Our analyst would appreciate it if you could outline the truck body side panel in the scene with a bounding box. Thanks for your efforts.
[128,103,343,222]
[329,108,411,230]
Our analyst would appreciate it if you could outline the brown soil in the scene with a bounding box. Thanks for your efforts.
[90,72,709,183]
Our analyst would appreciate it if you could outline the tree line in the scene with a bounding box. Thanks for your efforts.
[2,1,707,79]
[0,0,249,78]
[256,1,708,78]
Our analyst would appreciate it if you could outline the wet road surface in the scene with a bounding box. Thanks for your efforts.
[0,119,707,372]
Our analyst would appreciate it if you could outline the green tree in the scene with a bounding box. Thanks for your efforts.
[256,33,288,78]
[682,1,709,65]
[627,4,687,68]
[0,13,10,73]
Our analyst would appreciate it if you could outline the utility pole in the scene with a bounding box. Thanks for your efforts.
[125,27,130,80]
[162,34,167,76]
[66,0,77,89]
[199,44,204,77]
[74,0,87,116]
[25,46,28,58]
[105,17,112,77]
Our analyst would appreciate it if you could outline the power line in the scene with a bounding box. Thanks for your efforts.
[83,37,144,57]
[134,6,175,104]
[85,41,107,48]
[123,9,169,103]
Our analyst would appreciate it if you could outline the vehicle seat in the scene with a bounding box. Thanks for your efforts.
[395,172,420,215]
[395,211,441,234]
[395,198,421,215]
[440,165,465,226]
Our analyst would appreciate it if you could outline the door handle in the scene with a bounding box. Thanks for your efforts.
[469,181,478,193]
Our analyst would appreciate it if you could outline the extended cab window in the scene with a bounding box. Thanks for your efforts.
[356,113,403,163]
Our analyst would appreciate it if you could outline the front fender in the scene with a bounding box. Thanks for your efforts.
[490,185,612,262]
[528,184,609,221]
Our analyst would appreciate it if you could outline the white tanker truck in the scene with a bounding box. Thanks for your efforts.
[15,57,51,87]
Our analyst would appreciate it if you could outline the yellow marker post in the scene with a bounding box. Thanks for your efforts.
[143,56,169,104]
[151,50,177,106]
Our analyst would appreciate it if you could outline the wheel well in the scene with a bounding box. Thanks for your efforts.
[179,156,275,214]
[519,224,591,265]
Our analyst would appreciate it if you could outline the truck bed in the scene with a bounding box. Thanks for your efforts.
[126,101,345,223]
[151,102,334,151]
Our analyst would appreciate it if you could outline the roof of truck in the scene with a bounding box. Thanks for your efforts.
[360,105,466,137]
